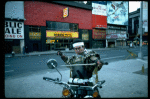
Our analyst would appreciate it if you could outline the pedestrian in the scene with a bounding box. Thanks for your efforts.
[23,46,25,55]
[25,46,28,54]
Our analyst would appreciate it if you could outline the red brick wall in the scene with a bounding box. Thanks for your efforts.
[24,1,92,29]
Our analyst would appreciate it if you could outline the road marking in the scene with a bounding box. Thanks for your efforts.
[5,70,14,73]
[136,59,148,64]
[102,55,125,60]
[5,65,10,67]
[100,55,106,57]
[134,50,148,52]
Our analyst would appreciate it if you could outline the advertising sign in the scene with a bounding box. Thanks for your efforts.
[5,21,24,39]
[82,33,89,41]
[107,1,128,25]
[46,30,78,38]
[29,32,41,40]
[106,33,127,39]
[106,34,118,39]
[92,29,106,39]
[63,7,69,18]
[117,34,127,39]
[92,2,107,16]
[92,1,107,28]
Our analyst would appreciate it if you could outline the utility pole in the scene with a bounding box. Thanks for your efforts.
[138,1,143,59]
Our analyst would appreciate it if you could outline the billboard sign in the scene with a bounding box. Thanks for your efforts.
[92,2,107,16]
[5,21,24,39]
[106,33,127,39]
[107,1,128,25]
[92,1,107,28]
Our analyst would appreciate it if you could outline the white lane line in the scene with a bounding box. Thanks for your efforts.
[102,55,125,60]
[100,55,107,57]
[5,70,14,73]
[136,59,148,64]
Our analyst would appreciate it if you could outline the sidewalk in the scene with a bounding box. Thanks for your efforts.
[5,58,148,98]
[5,46,130,58]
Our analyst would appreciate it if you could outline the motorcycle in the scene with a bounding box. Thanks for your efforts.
[43,59,108,98]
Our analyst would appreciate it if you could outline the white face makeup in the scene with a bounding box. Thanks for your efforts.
[74,46,85,55]
[73,42,85,55]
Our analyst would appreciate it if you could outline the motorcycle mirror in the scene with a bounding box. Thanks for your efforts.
[104,62,108,65]
[47,59,57,69]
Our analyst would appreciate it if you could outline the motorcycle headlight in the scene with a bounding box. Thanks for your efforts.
[93,91,99,98]
[62,89,70,97]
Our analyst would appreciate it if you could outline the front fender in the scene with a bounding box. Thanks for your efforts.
[84,95,93,98]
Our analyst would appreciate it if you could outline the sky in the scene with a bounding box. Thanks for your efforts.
[129,1,141,13]
[84,1,141,13]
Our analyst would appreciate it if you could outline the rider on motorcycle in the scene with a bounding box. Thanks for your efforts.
[57,39,103,85]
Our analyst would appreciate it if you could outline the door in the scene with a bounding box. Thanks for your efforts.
[33,43,38,51]
[5,41,13,54]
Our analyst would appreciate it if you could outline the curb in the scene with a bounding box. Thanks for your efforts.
[5,47,130,58]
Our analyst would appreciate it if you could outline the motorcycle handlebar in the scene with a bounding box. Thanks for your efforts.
[43,77,70,87]
[101,61,108,65]
[43,77,105,90]
[43,77,56,81]
[92,80,105,90]
[103,62,108,65]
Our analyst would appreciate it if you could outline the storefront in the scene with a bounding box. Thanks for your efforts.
[46,21,79,50]
[91,1,107,48]
[5,20,24,54]
[106,25,127,48]
[5,1,25,54]
[24,1,92,52]
[106,1,128,47]
[92,29,106,48]
[81,29,91,48]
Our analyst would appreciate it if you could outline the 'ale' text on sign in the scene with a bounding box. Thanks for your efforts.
[5,21,24,39]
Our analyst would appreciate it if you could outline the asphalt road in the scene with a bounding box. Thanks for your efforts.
[5,46,148,79]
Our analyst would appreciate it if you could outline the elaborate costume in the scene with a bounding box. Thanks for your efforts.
[57,39,103,98]
[59,49,102,84]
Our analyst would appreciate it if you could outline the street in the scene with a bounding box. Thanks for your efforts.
[5,46,148,98]
[5,46,148,79]
[4,1,148,98]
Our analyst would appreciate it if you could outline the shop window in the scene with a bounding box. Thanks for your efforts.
[46,21,78,32]
[69,23,78,32]
[29,26,41,40]
[46,21,56,30]
[82,30,89,41]
[29,26,41,32]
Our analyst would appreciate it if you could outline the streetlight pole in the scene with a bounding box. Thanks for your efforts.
[138,1,143,59]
